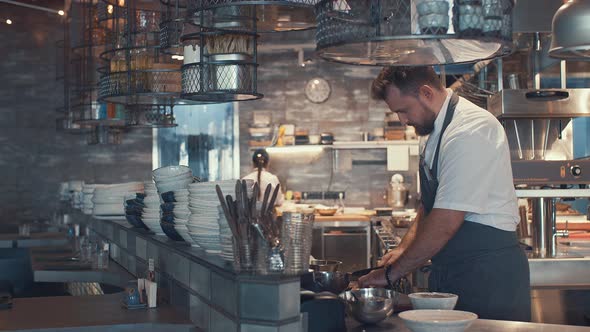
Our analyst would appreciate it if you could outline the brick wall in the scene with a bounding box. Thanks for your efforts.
[238,51,420,208]
[0,5,152,221]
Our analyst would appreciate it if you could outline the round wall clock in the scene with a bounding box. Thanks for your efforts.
[304,77,331,104]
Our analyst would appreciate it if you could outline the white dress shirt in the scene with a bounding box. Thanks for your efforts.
[420,89,519,231]
[242,169,285,206]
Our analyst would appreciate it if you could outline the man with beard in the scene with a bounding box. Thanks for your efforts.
[358,66,531,322]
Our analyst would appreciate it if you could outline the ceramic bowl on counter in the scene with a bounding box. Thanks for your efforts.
[409,292,458,310]
[399,309,477,332]
[316,208,338,216]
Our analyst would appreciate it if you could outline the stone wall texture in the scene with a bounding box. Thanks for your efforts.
[238,51,420,208]
[0,5,152,221]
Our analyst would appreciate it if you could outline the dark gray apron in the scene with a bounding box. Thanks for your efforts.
[420,93,531,322]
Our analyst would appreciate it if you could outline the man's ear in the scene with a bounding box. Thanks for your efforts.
[417,85,435,103]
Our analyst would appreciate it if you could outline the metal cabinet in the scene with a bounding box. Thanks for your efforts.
[311,221,371,272]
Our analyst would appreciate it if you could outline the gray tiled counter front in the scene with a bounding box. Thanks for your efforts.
[87,217,302,332]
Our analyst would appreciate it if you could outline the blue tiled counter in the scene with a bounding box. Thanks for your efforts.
[87,217,302,332]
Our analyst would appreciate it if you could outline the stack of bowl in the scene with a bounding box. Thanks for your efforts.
[92,182,144,219]
[153,165,194,194]
[160,189,195,243]
[142,181,164,235]
[124,193,149,230]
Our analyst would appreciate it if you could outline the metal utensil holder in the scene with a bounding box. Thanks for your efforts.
[253,232,285,275]
[281,212,314,275]
[232,236,254,272]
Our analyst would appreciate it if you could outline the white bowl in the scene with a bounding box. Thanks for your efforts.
[409,292,458,310]
[156,179,193,193]
[155,173,193,185]
[172,196,189,202]
[153,165,192,179]
[399,310,477,332]
[174,211,191,219]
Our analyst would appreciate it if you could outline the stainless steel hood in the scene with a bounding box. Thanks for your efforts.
[488,89,590,185]
[488,89,590,119]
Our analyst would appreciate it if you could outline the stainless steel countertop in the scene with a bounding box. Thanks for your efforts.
[346,315,590,331]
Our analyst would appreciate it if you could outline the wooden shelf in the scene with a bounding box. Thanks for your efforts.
[331,140,419,150]
[249,140,419,152]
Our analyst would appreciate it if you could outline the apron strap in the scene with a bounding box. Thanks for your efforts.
[430,93,459,178]
[419,92,459,213]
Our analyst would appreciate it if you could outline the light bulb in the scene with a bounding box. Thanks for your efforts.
[58,10,65,16]
[6,19,12,25]
[107,5,113,14]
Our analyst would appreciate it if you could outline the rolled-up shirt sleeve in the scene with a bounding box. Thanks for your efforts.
[433,128,499,214]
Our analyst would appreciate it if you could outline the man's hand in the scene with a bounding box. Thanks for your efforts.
[357,267,388,288]
[379,247,404,266]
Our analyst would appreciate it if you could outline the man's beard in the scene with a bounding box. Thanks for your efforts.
[412,101,437,136]
[413,123,435,136]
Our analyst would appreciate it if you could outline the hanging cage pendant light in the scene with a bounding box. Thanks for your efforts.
[186,0,319,33]
[125,105,178,128]
[179,4,263,102]
[97,0,197,106]
[315,0,515,66]
[70,0,126,128]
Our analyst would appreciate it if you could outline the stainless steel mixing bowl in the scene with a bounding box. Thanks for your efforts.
[340,288,396,324]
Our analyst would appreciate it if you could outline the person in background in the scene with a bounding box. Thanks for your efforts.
[358,66,530,322]
[243,149,284,206]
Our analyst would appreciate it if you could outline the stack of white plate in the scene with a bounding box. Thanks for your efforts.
[153,165,194,194]
[69,180,84,209]
[81,184,105,215]
[59,182,70,202]
[92,182,144,220]
[142,181,163,235]
[187,181,232,254]
[187,180,253,255]
[217,205,234,261]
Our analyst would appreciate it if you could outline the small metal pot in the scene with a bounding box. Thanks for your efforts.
[309,259,342,272]
[301,271,350,294]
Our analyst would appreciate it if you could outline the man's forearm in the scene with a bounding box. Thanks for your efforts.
[397,205,423,250]
[389,208,465,280]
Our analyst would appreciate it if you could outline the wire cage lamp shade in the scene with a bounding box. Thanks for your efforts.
[125,104,178,128]
[97,0,196,106]
[188,0,320,32]
[179,5,262,102]
[315,0,515,66]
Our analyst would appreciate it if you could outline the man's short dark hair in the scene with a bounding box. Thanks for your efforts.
[371,66,445,100]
